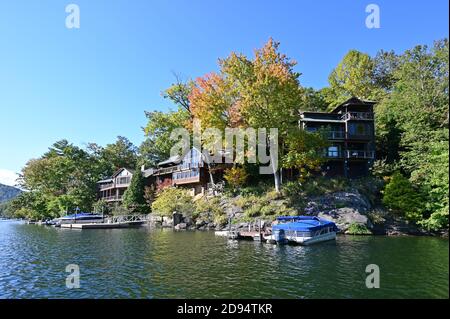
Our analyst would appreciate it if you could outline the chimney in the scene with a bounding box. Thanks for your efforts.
[141,164,145,172]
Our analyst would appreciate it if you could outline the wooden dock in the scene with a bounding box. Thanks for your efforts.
[60,220,146,229]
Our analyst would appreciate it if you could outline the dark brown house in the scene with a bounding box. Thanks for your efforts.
[299,97,376,178]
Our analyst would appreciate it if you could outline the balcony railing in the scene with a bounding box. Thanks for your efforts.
[346,133,372,140]
[99,183,114,190]
[328,131,345,139]
[103,195,123,202]
[346,150,375,159]
[342,112,374,121]
[155,162,203,175]
[172,176,200,185]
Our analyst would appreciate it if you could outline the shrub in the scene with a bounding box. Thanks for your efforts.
[151,188,194,217]
[346,222,372,235]
[382,172,424,222]
[350,177,384,205]
[192,197,227,223]
[223,166,248,191]
[93,199,111,215]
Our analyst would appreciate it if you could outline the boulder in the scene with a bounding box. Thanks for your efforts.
[162,216,173,228]
[183,216,193,226]
[318,208,369,233]
[174,223,187,230]
[195,219,206,228]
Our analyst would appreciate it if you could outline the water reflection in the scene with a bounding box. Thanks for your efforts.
[0,221,448,299]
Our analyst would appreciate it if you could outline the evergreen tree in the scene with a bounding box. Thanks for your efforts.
[122,168,147,213]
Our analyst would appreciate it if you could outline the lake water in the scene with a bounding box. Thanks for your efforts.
[0,220,448,299]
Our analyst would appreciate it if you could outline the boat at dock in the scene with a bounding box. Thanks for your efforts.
[268,216,338,245]
[54,212,105,225]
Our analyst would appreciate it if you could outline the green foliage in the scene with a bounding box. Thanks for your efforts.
[92,199,111,215]
[375,39,449,230]
[223,166,248,191]
[194,197,227,225]
[346,223,372,235]
[382,172,425,222]
[122,169,147,213]
[282,128,330,181]
[151,187,194,217]
[323,50,382,108]
[233,190,294,220]
[141,108,191,165]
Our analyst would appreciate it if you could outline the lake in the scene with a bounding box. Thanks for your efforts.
[0,220,448,298]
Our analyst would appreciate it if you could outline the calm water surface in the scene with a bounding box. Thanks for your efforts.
[0,220,448,298]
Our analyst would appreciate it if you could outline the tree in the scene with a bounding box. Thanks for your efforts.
[151,187,194,217]
[163,74,194,113]
[221,38,304,192]
[382,172,424,222]
[323,50,380,108]
[141,108,191,165]
[223,166,248,192]
[282,128,330,182]
[122,168,147,213]
[375,39,449,230]
[101,136,138,173]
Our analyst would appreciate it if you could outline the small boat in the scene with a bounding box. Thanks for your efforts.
[54,212,105,225]
[268,216,338,245]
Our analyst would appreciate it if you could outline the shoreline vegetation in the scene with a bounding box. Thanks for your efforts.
[1,38,448,237]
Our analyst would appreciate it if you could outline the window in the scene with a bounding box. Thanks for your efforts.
[328,146,339,157]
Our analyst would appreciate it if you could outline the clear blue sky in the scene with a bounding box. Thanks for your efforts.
[0,0,448,181]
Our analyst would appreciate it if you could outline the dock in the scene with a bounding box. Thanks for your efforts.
[59,214,150,229]
[60,220,146,229]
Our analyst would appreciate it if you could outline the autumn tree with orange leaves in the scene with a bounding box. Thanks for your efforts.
[188,38,327,192]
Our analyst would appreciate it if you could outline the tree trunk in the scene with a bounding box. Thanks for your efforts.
[273,169,281,193]
[270,149,281,193]
[206,162,215,185]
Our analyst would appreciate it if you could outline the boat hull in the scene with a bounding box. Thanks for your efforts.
[57,218,104,225]
[266,232,336,245]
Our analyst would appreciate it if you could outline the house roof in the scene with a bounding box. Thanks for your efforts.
[330,97,376,114]
[97,178,113,184]
[157,155,182,167]
[143,168,156,178]
[111,167,134,178]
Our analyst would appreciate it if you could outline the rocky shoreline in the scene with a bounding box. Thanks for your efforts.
[148,189,442,237]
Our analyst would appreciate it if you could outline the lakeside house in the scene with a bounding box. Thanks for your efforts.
[97,97,376,202]
[97,148,230,204]
[299,97,376,178]
[97,168,135,203]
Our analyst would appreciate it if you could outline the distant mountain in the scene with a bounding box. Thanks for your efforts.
[0,183,22,203]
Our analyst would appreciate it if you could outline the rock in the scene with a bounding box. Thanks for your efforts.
[318,208,368,233]
[174,223,187,230]
[183,216,193,226]
[195,220,206,228]
[172,212,183,226]
[207,222,216,229]
[162,216,173,228]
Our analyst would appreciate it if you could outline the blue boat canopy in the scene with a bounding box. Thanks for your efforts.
[273,216,338,232]
[60,212,102,219]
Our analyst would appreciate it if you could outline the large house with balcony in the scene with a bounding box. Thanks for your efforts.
[97,168,135,204]
[97,148,227,203]
[153,147,229,195]
[299,97,376,178]
[97,97,375,202]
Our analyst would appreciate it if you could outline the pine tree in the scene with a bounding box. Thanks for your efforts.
[122,168,147,213]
